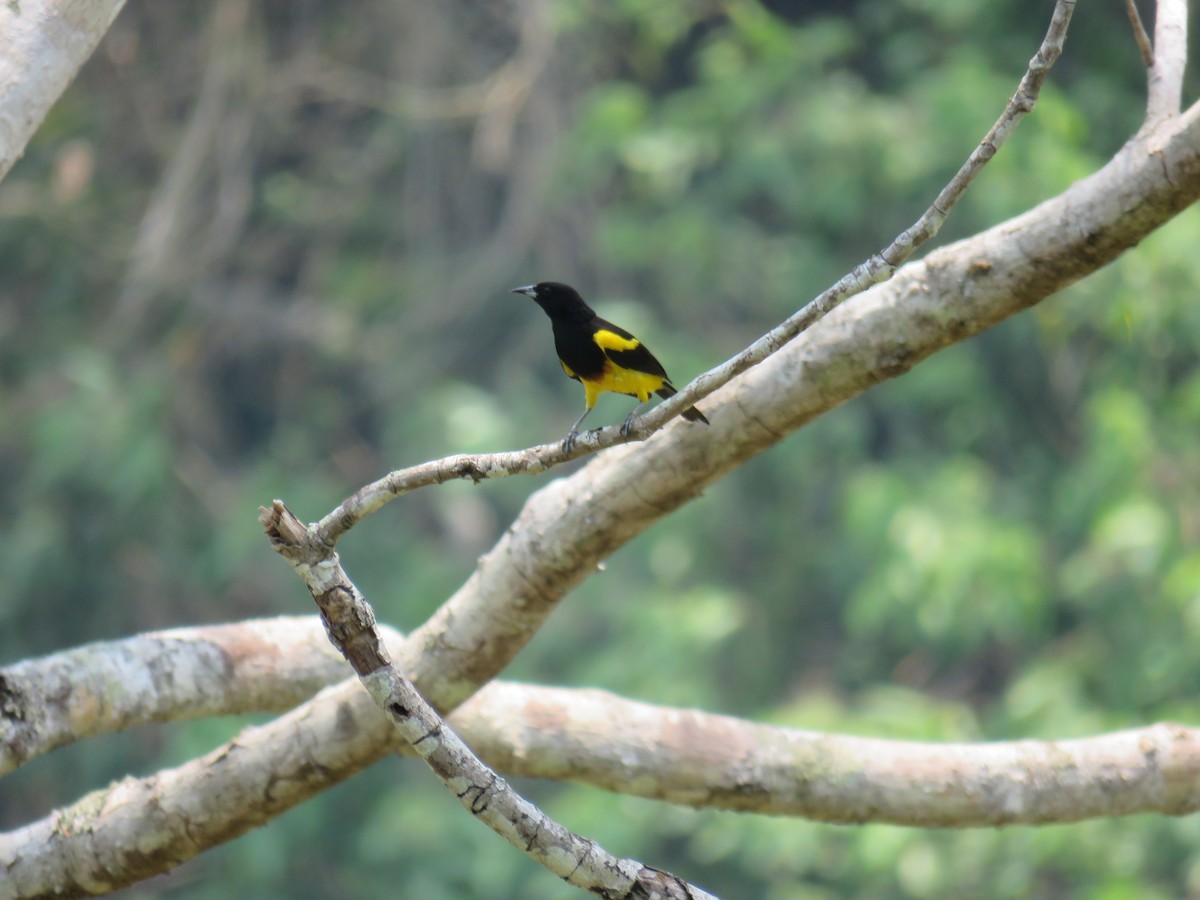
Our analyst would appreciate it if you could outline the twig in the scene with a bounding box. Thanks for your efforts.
[1146,0,1188,124]
[1125,0,1155,67]
[260,501,719,900]
[311,0,1076,548]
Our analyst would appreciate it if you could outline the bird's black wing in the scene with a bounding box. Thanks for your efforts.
[590,317,669,379]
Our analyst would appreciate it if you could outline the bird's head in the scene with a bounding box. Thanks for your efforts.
[512,282,594,321]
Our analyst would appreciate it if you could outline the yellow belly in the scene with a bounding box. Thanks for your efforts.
[581,361,665,406]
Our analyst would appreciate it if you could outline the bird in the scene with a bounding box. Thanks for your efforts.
[512,281,709,451]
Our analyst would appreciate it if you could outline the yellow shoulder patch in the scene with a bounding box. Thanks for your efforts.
[592,329,640,352]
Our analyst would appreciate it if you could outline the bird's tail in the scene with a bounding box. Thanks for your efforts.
[656,384,709,425]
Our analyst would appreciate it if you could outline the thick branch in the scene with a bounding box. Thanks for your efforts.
[0,0,127,183]
[1145,0,1188,124]
[465,687,1200,825]
[0,617,351,775]
[0,679,379,899]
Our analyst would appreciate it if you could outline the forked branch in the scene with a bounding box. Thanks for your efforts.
[260,501,718,900]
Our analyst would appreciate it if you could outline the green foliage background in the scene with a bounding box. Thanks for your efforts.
[2,1,1199,896]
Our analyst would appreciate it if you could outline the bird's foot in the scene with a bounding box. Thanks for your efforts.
[561,430,580,454]
[620,412,638,438]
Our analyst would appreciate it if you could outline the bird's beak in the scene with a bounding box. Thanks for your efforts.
[511,285,536,297]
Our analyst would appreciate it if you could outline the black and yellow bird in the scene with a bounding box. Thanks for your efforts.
[513,281,708,451]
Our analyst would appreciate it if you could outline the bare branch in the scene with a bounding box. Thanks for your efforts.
[0,617,354,775]
[0,0,127,183]
[314,444,569,546]
[0,679,382,899]
[462,686,1200,825]
[1146,0,1189,124]
[260,501,718,900]
[1125,0,1155,67]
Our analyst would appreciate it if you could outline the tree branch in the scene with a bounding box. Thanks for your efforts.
[1145,0,1188,124]
[259,501,717,900]
[0,0,127,183]
[0,617,352,776]
[1125,0,1155,67]
[462,686,1200,825]
[0,679,381,899]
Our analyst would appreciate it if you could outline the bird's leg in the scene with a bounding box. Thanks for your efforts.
[563,406,593,453]
[620,401,646,438]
